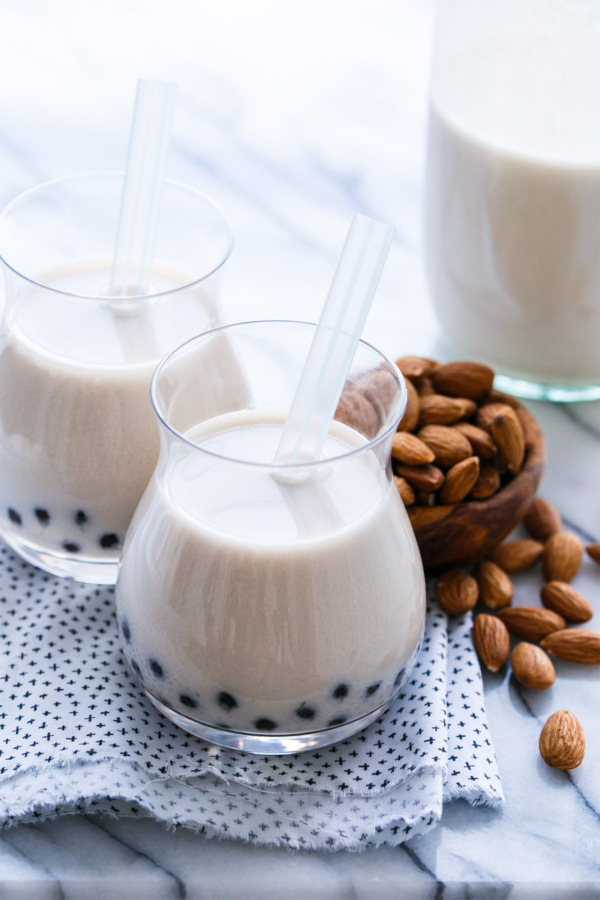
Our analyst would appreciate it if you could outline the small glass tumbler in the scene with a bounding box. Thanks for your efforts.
[115,320,427,755]
[0,173,233,583]
[423,0,600,401]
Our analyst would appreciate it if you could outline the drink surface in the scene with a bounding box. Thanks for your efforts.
[116,411,426,735]
[425,35,600,385]
[0,259,223,563]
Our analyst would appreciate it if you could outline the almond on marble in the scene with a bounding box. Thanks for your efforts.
[497,607,565,643]
[475,560,513,609]
[542,532,583,582]
[541,629,600,665]
[511,642,556,690]
[539,711,585,770]
[435,569,479,616]
[541,582,593,624]
[523,497,562,542]
[472,614,510,672]
[586,543,600,565]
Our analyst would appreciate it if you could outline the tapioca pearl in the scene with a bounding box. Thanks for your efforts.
[34,508,50,526]
[328,715,347,727]
[217,691,238,711]
[295,703,316,720]
[99,533,120,550]
[149,659,164,678]
[179,693,198,710]
[74,510,89,528]
[365,681,381,698]
[332,683,349,700]
[120,619,131,643]
[7,508,22,525]
[254,717,277,731]
[62,540,81,553]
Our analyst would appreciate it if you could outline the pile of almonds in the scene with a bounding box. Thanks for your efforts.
[435,495,600,770]
[391,357,531,508]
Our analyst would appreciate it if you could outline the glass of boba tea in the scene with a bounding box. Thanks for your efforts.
[115,320,426,755]
[0,173,234,583]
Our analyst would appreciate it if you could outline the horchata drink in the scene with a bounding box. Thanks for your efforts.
[115,321,426,755]
[0,174,235,583]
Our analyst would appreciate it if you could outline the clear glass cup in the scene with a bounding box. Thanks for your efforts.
[115,320,427,755]
[0,173,233,583]
[423,0,600,402]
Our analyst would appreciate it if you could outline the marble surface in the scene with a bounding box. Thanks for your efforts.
[0,0,599,896]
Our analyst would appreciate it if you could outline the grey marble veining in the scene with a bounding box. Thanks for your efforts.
[0,0,599,896]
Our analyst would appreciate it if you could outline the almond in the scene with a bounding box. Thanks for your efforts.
[542,532,583,582]
[432,361,495,400]
[335,387,379,438]
[394,463,445,493]
[418,394,477,426]
[539,711,585,770]
[397,377,420,432]
[490,408,525,474]
[488,539,544,573]
[439,456,480,504]
[497,607,566,643]
[359,367,397,419]
[485,389,521,409]
[540,629,600,665]
[417,376,436,397]
[417,424,473,468]
[541,582,593,624]
[452,422,497,460]
[511,642,556,690]
[515,404,539,450]
[586,543,600,565]
[523,497,562,542]
[394,476,415,507]
[395,355,438,381]
[416,491,437,507]
[392,432,435,466]
[475,560,513,609]
[472,614,510,672]
[475,402,513,433]
[435,569,479,616]
[468,461,501,500]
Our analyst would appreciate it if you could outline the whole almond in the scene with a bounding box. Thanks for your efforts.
[586,543,600,565]
[335,387,379,438]
[476,402,513,433]
[417,424,473,468]
[485,389,521,409]
[392,432,435,466]
[439,456,480,504]
[435,569,479,616]
[488,539,544,573]
[475,560,513,609]
[394,476,415,507]
[397,377,420,432]
[541,582,593,624]
[523,497,562,542]
[417,377,436,397]
[468,461,501,500]
[395,463,445,493]
[511,642,556,690]
[416,491,437,507]
[497,607,566,643]
[395,356,438,381]
[432,361,495,400]
[452,422,497,460]
[472,614,510,672]
[490,408,525,474]
[541,629,600,665]
[418,394,477,426]
[539,711,585,770]
[542,532,583,582]
[515,404,539,450]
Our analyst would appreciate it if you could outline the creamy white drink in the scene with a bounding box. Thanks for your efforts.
[116,410,426,735]
[0,259,239,575]
[424,36,600,387]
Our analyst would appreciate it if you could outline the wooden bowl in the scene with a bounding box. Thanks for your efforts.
[407,403,546,571]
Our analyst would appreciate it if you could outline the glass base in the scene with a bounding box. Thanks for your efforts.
[0,526,118,584]
[145,688,393,755]
[494,373,600,403]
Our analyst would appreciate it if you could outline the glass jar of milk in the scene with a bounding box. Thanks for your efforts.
[115,321,426,754]
[424,0,600,401]
[0,173,234,583]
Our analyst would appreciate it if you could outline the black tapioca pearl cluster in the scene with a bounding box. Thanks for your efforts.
[332,683,349,700]
[217,691,238,712]
[99,533,120,550]
[34,508,50,526]
[149,659,164,678]
[7,507,22,525]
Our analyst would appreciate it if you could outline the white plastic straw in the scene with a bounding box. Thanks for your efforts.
[275,213,395,466]
[109,78,176,297]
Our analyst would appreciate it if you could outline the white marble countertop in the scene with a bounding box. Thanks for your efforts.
[0,1,599,896]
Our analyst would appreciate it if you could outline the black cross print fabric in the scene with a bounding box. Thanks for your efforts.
[0,545,503,849]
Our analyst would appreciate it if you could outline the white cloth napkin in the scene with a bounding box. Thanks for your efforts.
[0,544,503,850]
